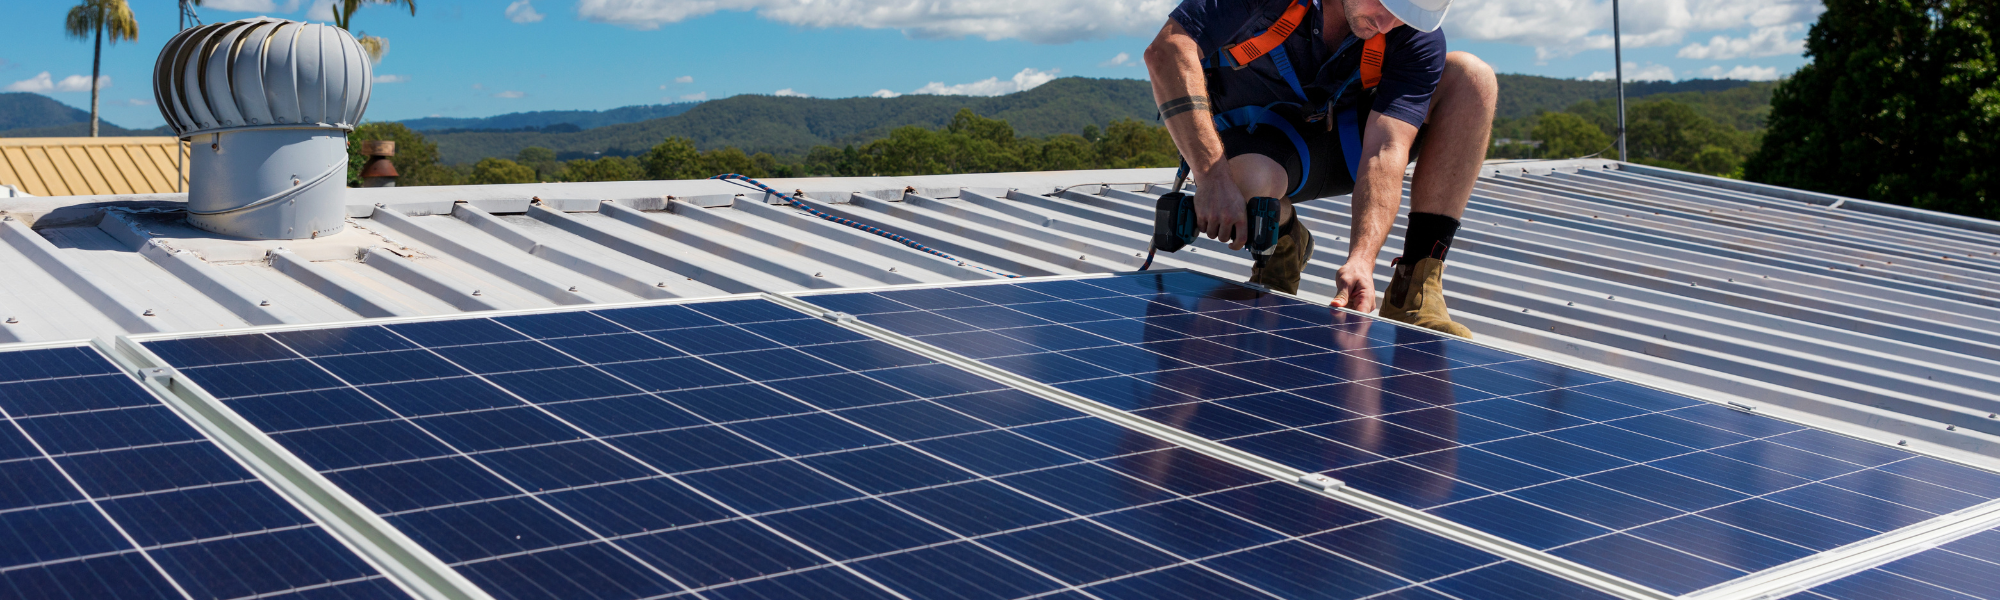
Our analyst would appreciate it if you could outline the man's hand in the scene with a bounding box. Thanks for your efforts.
[1330,259,1378,313]
[1196,171,1251,250]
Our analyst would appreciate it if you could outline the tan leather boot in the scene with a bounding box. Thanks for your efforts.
[1247,219,1314,294]
[1379,257,1473,339]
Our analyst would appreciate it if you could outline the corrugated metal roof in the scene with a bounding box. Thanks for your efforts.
[2,160,1997,470]
[0,136,190,196]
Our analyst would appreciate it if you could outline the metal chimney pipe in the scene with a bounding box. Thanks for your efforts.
[153,18,371,240]
[360,140,398,187]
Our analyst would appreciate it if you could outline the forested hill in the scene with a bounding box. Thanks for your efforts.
[425,77,1160,164]
[1493,75,1759,120]
[399,102,703,132]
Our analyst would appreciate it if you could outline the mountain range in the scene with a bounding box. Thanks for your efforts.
[2,75,1764,164]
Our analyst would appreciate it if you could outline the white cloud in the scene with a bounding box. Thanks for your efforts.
[472,83,485,90]
[1586,62,1674,82]
[870,89,901,98]
[305,0,336,21]
[198,0,303,12]
[674,75,694,84]
[126,98,152,106]
[494,90,526,98]
[1678,25,1805,60]
[679,91,709,101]
[372,74,410,83]
[1099,52,1133,67]
[1696,64,1782,80]
[506,0,545,23]
[1449,0,1823,62]
[5,72,109,93]
[574,0,1176,43]
[913,68,1059,96]
[774,88,809,97]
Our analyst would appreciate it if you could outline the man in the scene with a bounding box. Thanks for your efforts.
[1143,0,1496,338]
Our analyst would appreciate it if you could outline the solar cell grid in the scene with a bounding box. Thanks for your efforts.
[1798,525,2000,600]
[0,345,406,600]
[145,298,1614,600]
[819,272,2000,596]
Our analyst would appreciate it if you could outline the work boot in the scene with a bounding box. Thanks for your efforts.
[1248,219,1313,294]
[1379,257,1474,339]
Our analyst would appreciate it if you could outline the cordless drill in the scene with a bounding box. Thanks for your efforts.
[1151,164,1283,257]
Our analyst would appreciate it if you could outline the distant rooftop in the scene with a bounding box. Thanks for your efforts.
[0,136,189,197]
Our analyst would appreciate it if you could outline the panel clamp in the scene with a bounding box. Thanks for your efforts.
[1297,474,1343,491]
[819,311,858,323]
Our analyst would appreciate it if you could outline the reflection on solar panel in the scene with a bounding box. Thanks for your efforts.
[1800,525,2000,599]
[805,271,2000,595]
[0,345,406,599]
[141,298,1614,600]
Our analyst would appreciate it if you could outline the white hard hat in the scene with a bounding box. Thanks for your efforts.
[1381,0,1451,32]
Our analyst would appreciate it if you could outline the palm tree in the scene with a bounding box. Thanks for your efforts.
[63,0,139,137]
[331,0,416,63]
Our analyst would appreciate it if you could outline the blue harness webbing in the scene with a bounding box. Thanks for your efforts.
[1212,105,1312,198]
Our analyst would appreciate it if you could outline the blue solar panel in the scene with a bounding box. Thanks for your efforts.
[1799,525,2000,599]
[145,298,1612,600]
[0,345,406,599]
[812,271,2000,595]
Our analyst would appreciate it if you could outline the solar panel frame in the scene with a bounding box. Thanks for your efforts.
[121,292,1624,600]
[0,340,417,600]
[790,270,2000,598]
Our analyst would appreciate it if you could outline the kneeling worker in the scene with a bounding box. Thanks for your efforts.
[1144,0,1497,338]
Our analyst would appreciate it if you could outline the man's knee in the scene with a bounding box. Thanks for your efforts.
[1227,153,1289,199]
[1442,52,1498,108]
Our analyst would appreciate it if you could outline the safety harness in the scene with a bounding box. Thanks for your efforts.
[1201,0,1387,196]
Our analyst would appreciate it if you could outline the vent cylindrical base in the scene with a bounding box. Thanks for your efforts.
[186,129,348,240]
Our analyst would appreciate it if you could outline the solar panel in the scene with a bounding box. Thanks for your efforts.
[1799,525,2000,599]
[802,271,2000,595]
[141,297,1615,600]
[0,344,407,599]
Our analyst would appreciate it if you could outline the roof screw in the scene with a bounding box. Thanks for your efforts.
[568,286,579,292]
[259,300,271,307]
[1947,425,1957,431]
[1566,302,1574,306]
[1989,413,1996,418]
[1,216,11,221]
[142,309,156,316]
[656,282,667,287]
[375,202,385,208]
[1078,255,1087,261]
[888,267,898,272]
[814,272,824,277]
[1521,308,1530,313]
[471,290,483,296]
[3,317,15,324]
[1607,295,1615,300]
[1898,440,1909,446]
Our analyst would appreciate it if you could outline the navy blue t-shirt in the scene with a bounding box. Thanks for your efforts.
[1171,0,1446,129]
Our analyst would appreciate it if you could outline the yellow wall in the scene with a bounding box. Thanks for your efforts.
[0,137,190,196]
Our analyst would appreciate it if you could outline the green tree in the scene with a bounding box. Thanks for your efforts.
[516,146,559,180]
[699,147,762,178]
[469,158,534,185]
[348,122,458,186]
[330,0,416,62]
[1746,0,1996,218]
[641,136,701,180]
[557,157,643,182]
[1095,118,1177,168]
[63,0,138,138]
[1532,112,1611,159]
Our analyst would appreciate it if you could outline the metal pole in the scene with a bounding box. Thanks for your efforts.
[1612,0,1627,161]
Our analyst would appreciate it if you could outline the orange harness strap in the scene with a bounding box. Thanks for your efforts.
[1360,34,1386,89]
[1224,0,1310,67]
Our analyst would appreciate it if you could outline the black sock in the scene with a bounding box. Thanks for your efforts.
[1402,212,1460,262]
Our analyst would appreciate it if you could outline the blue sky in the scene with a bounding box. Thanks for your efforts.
[1,0,1816,130]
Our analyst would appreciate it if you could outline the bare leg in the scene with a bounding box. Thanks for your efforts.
[1410,51,1497,219]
